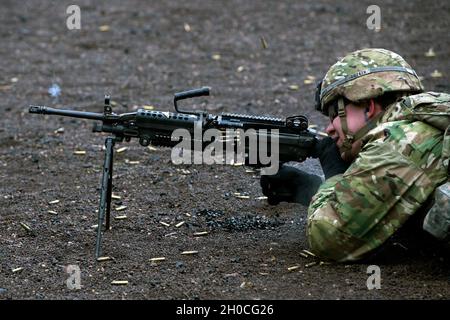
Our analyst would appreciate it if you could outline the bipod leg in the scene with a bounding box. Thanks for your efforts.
[105,141,114,230]
[95,137,115,259]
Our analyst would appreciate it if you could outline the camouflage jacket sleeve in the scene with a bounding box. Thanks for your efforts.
[307,120,448,262]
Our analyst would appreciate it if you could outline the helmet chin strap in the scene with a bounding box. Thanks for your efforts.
[337,97,385,159]
[337,98,354,159]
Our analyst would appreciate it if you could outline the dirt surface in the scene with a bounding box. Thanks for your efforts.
[0,0,449,300]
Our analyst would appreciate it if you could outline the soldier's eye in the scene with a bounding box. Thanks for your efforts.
[328,102,338,122]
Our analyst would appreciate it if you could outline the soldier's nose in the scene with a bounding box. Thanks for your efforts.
[325,122,335,136]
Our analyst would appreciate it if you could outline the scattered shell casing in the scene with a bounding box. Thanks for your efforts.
[305,262,318,268]
[193,231,208,237]
[181,250,198,255]
[116,147,128,153]
[175,221,185,228]
[287,265,300,272]
[260,36,268,49]
[19,222,33,232]
[97,256,114,262]
[302,249,316,257]
[149,257,166,262]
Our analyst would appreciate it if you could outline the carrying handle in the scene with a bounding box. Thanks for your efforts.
[174,87,210,115]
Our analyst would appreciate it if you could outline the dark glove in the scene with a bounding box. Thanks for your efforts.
[260,165,322,206]
[313,137,351,180]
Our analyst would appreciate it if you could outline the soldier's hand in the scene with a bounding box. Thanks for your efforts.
[260,165,322,206]
[313,137,351,179]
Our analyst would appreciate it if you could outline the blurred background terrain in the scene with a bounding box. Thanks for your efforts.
[0,0,449,299]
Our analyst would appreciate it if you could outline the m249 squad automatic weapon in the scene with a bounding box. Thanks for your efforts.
[29,87,318,259]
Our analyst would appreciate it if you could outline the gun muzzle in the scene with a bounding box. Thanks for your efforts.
[29,105,48,114]
[28,105,105,120]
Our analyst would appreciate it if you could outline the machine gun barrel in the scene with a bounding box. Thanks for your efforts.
[29,105,105,121]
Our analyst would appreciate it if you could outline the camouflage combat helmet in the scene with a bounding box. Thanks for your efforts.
[315,48,424,114]
[314,48,424,156]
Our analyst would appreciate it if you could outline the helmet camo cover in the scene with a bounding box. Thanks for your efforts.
[317,48,424,115]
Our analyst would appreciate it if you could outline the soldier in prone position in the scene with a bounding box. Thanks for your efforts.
[261,48,450,262]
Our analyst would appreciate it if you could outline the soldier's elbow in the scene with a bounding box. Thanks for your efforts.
[307,219,361,262]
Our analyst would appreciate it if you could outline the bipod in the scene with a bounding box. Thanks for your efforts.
[95,95,115,259]
[94,136,115,259]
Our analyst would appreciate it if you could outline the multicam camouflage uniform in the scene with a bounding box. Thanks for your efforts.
[308,48,450,262]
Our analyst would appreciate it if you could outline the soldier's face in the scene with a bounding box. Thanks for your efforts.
[325,102,367,141]
[324,99,383,161]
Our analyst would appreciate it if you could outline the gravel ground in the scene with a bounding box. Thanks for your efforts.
[0,0,449,300]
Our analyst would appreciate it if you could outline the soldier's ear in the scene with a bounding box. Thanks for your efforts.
[366,99,378,119]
